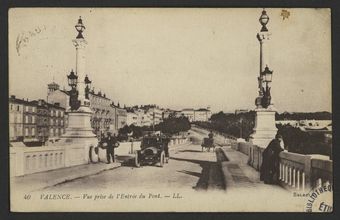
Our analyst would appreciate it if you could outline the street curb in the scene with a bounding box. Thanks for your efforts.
[11,162,122,193]
[44,163,122,190]
[217,148,237,190]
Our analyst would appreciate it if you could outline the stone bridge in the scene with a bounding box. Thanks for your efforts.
[191,126,333,193]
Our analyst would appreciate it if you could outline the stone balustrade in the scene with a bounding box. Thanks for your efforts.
[234,141,332,191]
[169,137,188,146]
[9,137,190,175]
[10,146,66,177]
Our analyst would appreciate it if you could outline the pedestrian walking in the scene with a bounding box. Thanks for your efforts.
[105,132,118,164]
[260,134,284,184]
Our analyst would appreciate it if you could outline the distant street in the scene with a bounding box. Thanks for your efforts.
[42,130,225,192]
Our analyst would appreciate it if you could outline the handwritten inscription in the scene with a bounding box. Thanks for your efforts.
[16,25,46,56]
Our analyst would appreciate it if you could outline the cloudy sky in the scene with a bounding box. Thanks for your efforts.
[9,8,331,113]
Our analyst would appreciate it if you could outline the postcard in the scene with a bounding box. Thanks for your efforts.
[9,8,332,212]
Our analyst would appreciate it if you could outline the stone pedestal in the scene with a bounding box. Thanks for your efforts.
[59,107,98,166]
[249,106,277,148]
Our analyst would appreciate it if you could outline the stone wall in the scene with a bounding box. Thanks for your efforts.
[10,137,190,177]
[236,141,332,191]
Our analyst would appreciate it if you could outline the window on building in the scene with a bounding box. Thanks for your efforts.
[25,115,28,123]
[61,111,64,117]
[10,104,13,110]
[32,116,35,124]
[50,118,53,125]
[61,120,64,126]
[25,128,29,136]
[25,106,28,112]
[17,105,20,111]
[32,128,35,136]
[50,128,53,136]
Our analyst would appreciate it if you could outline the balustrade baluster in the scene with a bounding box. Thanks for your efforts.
[289,167,292,186]
[317,178,322,188]
[285,165,288,184]
[39,154,43,169]
[32,155,36,170]
[26,155,30,171]
[54,153,58,167]
[302,172,305,191]
[297,170,300,190]
[59,153,63,165]
[44,154,48,167]
[292,168,296,188]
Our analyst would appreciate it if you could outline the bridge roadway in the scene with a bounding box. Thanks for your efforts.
[38,128,305,211]
[42,131,225,192]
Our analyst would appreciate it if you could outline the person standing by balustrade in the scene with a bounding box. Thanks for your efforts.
[260,134,284,184]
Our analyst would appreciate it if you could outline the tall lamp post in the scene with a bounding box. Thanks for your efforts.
[60,17,97,160]
[249,9,278,148]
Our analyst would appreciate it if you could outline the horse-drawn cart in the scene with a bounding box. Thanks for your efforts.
[201,137,215,152]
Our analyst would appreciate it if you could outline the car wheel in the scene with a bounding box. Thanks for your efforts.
[135,152,140,168]
[159,151,165,167]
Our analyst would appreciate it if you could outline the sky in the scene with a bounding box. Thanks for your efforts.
[9,8,331,113]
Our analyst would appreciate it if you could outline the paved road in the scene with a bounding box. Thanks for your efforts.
[43,133,224,192]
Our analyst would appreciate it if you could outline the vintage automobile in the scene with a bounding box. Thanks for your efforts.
[201,137,215,152]
[135,135,170,167]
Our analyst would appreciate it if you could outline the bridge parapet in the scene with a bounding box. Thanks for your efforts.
[234,141,332,191]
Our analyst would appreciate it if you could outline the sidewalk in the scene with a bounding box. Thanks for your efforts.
[219,145,285,192]
[11,162,121,193]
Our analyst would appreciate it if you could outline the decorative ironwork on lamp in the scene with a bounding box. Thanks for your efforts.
[75,16,86,39]
[259,9,270,32]
[261,65,273,108]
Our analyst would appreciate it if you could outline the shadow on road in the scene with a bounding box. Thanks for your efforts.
[170,157,220,191]
[178,149,202,153]
[116,155,136,167]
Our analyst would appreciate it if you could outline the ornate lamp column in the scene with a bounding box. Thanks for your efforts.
[250,9,278,148]
[60,17,97,166]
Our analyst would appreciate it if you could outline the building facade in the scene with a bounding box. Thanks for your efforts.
[127,111,138,126]
[47,82,126,136]
[9,96,25,141]
[9,95,67,145]
[177,107,212,122]
[180,109,195,122]
[22,100,38,144]
[30,99,66,143]
[115,106,127,130]
[48,102,66,140]
[194,108,212,122]
[89,91,115,136]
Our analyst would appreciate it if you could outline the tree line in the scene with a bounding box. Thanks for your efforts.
[194,111,332,156]
[118,117,191,141]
